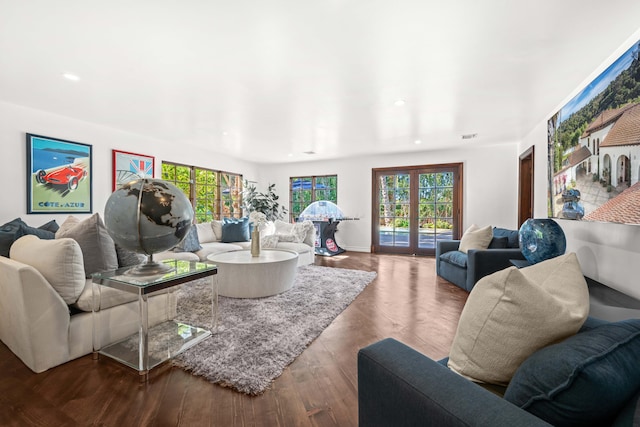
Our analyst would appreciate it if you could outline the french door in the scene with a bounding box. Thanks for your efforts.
[372,163,463,256]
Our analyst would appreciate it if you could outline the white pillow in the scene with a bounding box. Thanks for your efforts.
[458,224,493,253]
[260,220,276,238]
[196,222,216,243]
[447,253,589,385]
[211,220,223,241]
[10,235,86,305]
[261,235,279,249]
[274,220,294,235]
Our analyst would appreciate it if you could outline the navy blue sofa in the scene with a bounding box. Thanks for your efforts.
[436,227,526,292]
[358,316,640,426]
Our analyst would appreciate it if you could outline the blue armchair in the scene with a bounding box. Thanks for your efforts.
[436,227,525,292]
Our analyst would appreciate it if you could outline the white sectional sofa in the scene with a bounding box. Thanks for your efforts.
[0,215,314,373]
[0,215,176,373]
[155,219,316,267]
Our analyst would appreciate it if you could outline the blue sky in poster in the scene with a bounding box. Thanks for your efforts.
[559,43,636,123]
[30,136,89,173]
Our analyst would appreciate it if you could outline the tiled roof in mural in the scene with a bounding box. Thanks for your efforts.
[582,104,635,137]
[584,182,640,224]
[600,103,640,147]
[568,145,591,166]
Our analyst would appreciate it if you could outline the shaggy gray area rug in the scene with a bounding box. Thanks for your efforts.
[171,264,377,395]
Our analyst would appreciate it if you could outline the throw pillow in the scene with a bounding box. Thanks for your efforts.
[447,252,589,385]
[274,219,294,235]
[458,224,493,253]
[291,221,314,244]
[0,218,56,257]
[488,236,509,249]
[56,215,80,236]
[0,218,29,257]
[277,234,297,242]
[221,217,250,243]
[300,220,316,247]
[504,319,640,427]
[492,227,520,248]
[211,220,223,241]
[174,225,202,252]
[56,214,119,278]
[195,222,216,244]
[38,219,60,233]
[114,243,146,268]
[261,235,279,249]
[10,235,85,304]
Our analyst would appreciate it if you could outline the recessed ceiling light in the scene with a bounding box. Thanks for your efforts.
[414,139,422,145]
[394,99,406,107]
[461,133,478,140]
[287,153,293,157]
[62,73,80,81]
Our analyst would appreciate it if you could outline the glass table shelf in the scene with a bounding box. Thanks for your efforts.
[91,259,218,380]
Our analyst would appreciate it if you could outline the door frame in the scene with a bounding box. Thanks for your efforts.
[518,146,535,228]
[371,162,463,256]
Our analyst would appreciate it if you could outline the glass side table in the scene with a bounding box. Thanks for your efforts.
[91,259,218,381]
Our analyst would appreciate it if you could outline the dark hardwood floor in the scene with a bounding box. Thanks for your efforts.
[0,253,468,426]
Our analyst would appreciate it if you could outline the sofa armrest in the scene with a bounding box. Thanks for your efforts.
[436,240,461,256]
[358,338,550,427]
[466,248,525,288]
[0,257,71,373]
[435,240,461,276]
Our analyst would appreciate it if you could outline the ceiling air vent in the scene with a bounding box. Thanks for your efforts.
[303,151,316,155]
[461,133,478,140]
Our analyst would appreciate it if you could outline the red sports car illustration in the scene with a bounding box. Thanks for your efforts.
[35,164,88,191]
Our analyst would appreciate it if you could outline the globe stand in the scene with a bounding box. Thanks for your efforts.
[125,253,175,276]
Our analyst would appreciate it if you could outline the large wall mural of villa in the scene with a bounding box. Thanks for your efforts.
[548,38,640,225]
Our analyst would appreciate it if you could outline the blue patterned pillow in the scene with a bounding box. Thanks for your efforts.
[173,225,202,252]
[221,217,250,243]
[504,319,640,426]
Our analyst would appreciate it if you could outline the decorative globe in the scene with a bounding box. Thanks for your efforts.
[104,178,194,274]
[518,218,566,264]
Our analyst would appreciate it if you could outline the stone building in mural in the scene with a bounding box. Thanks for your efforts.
[578,102,640,188]
[552,102,640,223]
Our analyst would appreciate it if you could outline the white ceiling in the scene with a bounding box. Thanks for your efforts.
[2,1,640,164]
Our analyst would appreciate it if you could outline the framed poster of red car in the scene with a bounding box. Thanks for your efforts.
[26,133,92,214]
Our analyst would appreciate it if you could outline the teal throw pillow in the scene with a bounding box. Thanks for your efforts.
[221,217,250,243]
[504,319,640,427]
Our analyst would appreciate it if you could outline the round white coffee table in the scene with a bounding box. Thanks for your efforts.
[207,249,299,298]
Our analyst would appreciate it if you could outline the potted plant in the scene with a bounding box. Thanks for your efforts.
[242,181,288,221]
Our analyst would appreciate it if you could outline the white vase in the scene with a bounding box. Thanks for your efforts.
[251,229,261,257]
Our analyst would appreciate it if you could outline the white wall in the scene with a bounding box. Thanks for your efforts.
[259,143,520,252]
[521,118,640,300]
[0,101,258,226]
